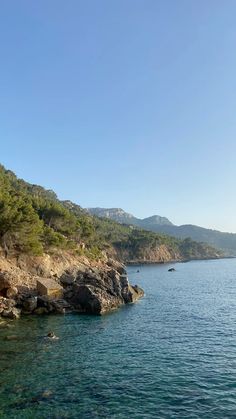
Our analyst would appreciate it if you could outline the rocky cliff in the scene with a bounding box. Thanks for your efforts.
[0,252,144,319]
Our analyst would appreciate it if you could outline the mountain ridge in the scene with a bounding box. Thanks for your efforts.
[87,207,236,256]
[87,207,173,228]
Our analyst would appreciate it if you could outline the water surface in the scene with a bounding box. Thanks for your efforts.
[1,258,236,418]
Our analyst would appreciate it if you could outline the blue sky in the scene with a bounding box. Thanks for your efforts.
[1,1,236,232]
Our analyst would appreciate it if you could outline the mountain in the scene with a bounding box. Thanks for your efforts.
[87,208,138,225]
[87,208,173,228]
[87,207,236,256]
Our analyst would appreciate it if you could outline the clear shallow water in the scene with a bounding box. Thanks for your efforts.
[1,259,236,418]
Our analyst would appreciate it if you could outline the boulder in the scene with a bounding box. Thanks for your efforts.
[0,271,11,291]
[60,266,80,286]
[68,268,144,314]
[0,296,16,317]
[34,307,48,315]
[2,307,21,319]
[22,296,38,313]
[126,284,144,303]
[60,275,75,286]
[6,287,18,299]
[37,296,49,308]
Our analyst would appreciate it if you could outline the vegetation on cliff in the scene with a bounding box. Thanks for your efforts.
[88,207,236,256]
[0,164,222,262]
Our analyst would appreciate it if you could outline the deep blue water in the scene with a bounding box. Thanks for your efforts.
[1,258,236,418]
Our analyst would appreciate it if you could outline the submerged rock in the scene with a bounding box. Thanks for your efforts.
[4,335,18,341]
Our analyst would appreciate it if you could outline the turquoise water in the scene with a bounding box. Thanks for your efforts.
[1,258,236,418]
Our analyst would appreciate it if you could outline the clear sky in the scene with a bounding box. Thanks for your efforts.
[1,1,236,232]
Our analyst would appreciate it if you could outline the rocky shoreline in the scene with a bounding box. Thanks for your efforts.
[126,255,225,265]
[0,253,144,320]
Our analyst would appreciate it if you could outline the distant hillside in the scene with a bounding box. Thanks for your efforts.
[0,164,222,264]
[87,208,173,228]
[87,208,138,225]
[87,207,236,256]
[146,224,236,257]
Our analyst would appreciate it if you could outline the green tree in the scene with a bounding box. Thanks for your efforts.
[0,182,43,256]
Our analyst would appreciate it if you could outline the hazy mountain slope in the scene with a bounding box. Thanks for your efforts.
[146,224,236,256]
[69,203,222,263]
[87,207,236,256]
[87,208,139,226]
[87,208,173,227]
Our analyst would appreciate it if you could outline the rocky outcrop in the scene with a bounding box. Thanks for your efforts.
[0,253,144,318]
[0,297,21,319]
[66,268,144,314]
[116,244,182,264]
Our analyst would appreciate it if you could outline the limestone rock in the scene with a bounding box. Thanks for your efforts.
[0,271,11,291]
[60,266,79,286]
[6,286,18,299]
[2,307,21,319]
[0,252,144,318]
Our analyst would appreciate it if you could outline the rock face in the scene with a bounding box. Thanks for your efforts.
[118,243,181,264]
[64,267,144,314]
[0,254,144,318]
[22,296,38,312]
[0,297,21,319]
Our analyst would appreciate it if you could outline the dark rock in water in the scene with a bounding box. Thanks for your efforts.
[168,268,176,272]
[46,332,59,340]
[127,284,144,302]
[37,296,49,308]
[34,307,48,315]
[22,296,37,313]
[2,307,21,319]
[67,267,144,314]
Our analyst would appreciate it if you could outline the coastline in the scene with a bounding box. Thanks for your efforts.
[0,253,144,319]
[125,255,234,266]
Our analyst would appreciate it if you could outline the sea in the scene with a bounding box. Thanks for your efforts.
[1,258,236,418]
